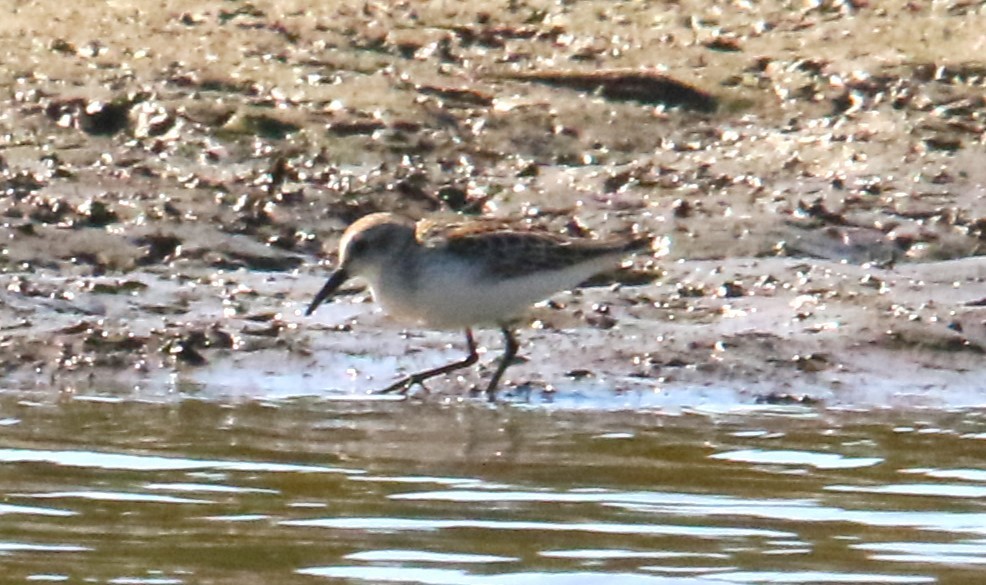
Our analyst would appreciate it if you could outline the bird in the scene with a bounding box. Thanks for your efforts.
[305,212,651,400]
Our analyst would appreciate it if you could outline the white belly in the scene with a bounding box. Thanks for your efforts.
[369,253,619,329]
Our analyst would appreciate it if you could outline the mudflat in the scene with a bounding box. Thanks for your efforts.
[1,1,983,406]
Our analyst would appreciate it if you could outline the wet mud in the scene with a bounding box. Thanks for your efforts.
[0,0,984,407]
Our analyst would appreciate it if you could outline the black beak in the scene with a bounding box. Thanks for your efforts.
[305,268,349,316]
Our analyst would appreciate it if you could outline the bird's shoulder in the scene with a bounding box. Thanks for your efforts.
[416,218,632,279]
[417,218,562,249]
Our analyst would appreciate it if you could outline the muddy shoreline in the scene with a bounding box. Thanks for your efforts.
[1,1,984,407]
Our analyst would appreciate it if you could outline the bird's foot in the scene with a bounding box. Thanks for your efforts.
[467,383,499,403]
[375,375,431,396]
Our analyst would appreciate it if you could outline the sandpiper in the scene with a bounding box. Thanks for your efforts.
[305,212,651,400]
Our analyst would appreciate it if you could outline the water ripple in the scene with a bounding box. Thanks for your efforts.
[345,550,517,563]
[709,449,883,469]
[0,448,358,474]
[283,517,793,539]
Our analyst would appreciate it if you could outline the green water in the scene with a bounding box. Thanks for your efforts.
[1,390,984,584]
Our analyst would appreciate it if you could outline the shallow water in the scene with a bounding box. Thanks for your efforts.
[1,387,985,584]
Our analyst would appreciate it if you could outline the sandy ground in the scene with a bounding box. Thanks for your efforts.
[0,0,984,407]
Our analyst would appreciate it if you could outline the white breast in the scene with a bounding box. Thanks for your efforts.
[370,251,621,329]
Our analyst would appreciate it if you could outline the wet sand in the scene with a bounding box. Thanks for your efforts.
[1,0,984,407]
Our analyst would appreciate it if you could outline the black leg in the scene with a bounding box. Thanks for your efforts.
[376,328,479,395]
[485,326,519,401]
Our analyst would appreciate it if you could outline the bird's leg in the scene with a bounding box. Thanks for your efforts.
[484,326,519,402]
[376,328,479,395]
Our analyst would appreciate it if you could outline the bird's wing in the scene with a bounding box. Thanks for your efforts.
[415,217,520,246]
[443,229,633,279]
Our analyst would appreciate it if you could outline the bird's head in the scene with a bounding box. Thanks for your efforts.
[305,213,416,316]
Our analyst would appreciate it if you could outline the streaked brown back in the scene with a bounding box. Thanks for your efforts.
[419,220,646,280]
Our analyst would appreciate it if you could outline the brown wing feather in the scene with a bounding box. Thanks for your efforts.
[443,230,640,279]
[416,217,650,279]
[416,218,542,246]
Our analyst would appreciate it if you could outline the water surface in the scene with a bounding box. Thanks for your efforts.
[1,388,984,584]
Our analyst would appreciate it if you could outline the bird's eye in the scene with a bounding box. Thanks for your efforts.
[350,238,368,256]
